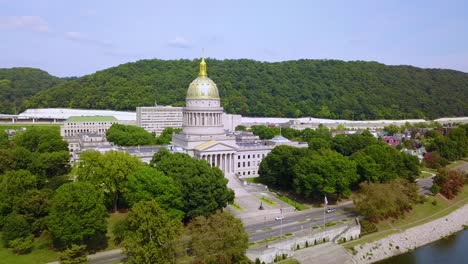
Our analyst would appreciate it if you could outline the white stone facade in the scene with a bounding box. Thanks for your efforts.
[136,106,183,135]
[60,116,118,137]
[173,59,307,178]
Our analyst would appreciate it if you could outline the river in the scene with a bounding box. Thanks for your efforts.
[377,229,468,264]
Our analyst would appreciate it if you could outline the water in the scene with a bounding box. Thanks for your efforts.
[377,229,468,264]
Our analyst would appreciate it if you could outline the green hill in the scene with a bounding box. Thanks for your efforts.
[13,59,468,119]
[0,68,64,114]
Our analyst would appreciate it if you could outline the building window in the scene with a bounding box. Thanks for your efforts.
[248,171,250,175]
[238,162,240,168]
[248,162,250,167]
[248,155,250,159]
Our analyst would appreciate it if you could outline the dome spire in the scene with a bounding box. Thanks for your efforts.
[199,57,207,78]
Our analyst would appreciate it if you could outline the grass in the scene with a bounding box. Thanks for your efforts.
[446,160,468,169]
[278,258,300,264]
[344,184,468,249]
[420,171,435,178]
[276,194,308,211]
[0,123,61,130]
[260,196,276,206]
[245,177,261,184]
[229,202,243,211]
[106,211,128,250]
[0,233,61,264]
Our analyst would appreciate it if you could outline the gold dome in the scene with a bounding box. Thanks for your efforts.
[186,58,220,99]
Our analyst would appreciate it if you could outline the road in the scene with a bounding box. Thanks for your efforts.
[245,203,356,242]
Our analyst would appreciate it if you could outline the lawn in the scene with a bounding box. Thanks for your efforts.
[106,211,128,250]
[0,233,61,264]
[0,212,129,264]
[245,177,261,184]
[260,196,276,206]
[0,123,61,130]
[344,184,468,248]
[276,194,308,211]
[278,258,300,264]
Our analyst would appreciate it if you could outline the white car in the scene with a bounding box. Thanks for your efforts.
[275,216,285,221]
[326,208,336,213]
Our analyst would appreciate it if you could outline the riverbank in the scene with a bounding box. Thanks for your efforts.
[351,204,468,263]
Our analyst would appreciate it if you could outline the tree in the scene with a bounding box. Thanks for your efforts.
[12,127,68,153]
[0,170,37,204]
[47,182,108,249]
[155,127,181,145]
[155,153,234,220]
[76,150,144,211]
[149,148,171,166]
[0,149,16,174]
[383,125,400,136]
[122,200,182,264]
[1,213,31,247]
[293,149,358,199]
[433,169,465,199]
[186,211,249,264]
[106,124,156,146]
[123,167,184,219]
[0,130,8,148]
[15,188,53,235]
[258,145,307,189]
[353,180,421,222]
[235,125,247,131]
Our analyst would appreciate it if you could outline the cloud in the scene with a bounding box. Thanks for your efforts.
[65,31,112,48]
[0,16,49,33]
[168,36,191,49]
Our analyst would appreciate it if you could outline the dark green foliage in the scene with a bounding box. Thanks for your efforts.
[0,130,8,148]
[0,149,16,174]
[106,124,156,146]
[59,244,89,264]
[47,182,108,249]
[2,213,31,246]
[236,125,247,131]
[331,131,379,156]
[20,59,468,119]
[150,148,170,166]
[75,150,144,211]
[123,167,184,219]
[155,127,181,145]
[0,68,63,114]
[427,126,468,161]
[186,211,250,264]
[155,152,234,220]
[251,125,279,139]
[15,189,53,235]
[112,220,128,246]
[258,145,308,190]
[122,200,182,264]
[12,127,68,153]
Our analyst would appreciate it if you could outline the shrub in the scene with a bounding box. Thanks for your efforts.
[9,235,33,255]
[430,184,441,194]
[112,219,128,246]
[2,214,31,246]
[360,219,378,236]
[431,200,438,206]
[59,244,89,264]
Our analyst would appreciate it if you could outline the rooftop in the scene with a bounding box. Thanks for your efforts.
[66,116,118,122]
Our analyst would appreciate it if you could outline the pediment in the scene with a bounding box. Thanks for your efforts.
[194,140,237,152]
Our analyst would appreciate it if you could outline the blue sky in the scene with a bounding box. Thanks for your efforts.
[1,0,467,77]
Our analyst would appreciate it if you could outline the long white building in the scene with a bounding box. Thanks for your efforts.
[136,105,183,135]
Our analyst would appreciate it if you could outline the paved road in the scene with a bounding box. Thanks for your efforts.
[246,204,356,242]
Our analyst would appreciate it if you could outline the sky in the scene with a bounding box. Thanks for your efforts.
[1,0,467,77]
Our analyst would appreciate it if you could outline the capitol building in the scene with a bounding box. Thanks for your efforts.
[173,59,307,178]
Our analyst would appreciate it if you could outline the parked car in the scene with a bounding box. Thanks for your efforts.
[326,208,336,213]
[275,215,285,220]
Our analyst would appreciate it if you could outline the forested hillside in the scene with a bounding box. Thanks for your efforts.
[0,68,64,114]
[12,59,468,119]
